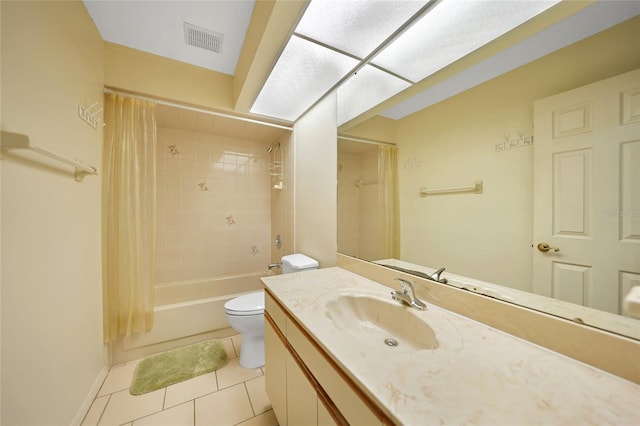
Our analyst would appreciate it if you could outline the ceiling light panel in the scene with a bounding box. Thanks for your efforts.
[295,0,428,58]
[372,0,561,83]
[337,65,411,125]
[250,35,359,122]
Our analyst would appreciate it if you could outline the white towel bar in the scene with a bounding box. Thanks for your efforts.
[419,180,483,196]
[1,130,98,181]
[355,179,378,188]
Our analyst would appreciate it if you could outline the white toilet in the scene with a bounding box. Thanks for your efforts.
[224,253,319,368]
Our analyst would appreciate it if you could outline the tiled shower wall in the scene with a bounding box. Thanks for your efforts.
[270,134,294,267]
[155,127,271,283]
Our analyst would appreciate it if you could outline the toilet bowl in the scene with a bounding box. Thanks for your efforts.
[224,253,319,368]
[224,291,265,368]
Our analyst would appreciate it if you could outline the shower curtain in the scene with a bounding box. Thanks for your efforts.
[378,145,400,259]
[102,92,157,343]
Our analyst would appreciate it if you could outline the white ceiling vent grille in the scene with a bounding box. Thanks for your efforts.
[184,22,223,54]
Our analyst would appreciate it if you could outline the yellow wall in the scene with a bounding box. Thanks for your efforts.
[396,16,640,291]
[104,42,234,112]
[294,93,338,267]
[340,115,397,144]
[1,1,106,424]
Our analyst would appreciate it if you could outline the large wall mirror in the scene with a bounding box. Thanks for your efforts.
[337,15,640,340]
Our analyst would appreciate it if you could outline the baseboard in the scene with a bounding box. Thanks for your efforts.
[70,365,109,426]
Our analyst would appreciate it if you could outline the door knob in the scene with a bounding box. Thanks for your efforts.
[537,243,560,253]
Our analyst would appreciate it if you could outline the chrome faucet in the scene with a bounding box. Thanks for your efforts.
[429,267,448,284]
[391,278,427,311]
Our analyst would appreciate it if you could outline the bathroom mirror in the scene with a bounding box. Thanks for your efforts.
[337,16,640,341]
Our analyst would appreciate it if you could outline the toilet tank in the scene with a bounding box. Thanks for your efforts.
[281,253,319,274]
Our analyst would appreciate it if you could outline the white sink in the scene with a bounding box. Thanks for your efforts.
[324,293,439,351]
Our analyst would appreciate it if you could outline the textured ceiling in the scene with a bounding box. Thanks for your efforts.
[83,0,255,75]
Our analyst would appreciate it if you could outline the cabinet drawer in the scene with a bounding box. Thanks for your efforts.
[265,291,287,335]
[287,320,383,426]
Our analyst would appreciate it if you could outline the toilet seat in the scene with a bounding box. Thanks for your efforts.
[224,291,264,316]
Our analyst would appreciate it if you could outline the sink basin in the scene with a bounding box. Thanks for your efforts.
[325,294,439,351]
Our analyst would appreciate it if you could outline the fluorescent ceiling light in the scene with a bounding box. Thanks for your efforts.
[250,35,359,121]
[295,0,428,58]
[251,0,567,124]
[372,0,561,83]
[337,65,411,125]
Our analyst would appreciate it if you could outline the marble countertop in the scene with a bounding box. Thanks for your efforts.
[262,267,640,426]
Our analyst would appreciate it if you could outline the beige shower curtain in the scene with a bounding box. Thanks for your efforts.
[378,145,400,259]
[102,92,157,343]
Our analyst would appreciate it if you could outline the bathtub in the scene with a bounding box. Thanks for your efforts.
[114,272,271,364]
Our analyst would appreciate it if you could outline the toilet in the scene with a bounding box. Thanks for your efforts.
[224,253,319,368]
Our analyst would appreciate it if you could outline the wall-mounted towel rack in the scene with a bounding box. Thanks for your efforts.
[355,179,377,188]
[419,180,483,196]
[1,130,98,182]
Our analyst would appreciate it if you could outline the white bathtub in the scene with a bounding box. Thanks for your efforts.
[114,272,271,364]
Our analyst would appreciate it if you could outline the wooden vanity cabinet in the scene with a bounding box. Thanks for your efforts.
[265,290,385,426]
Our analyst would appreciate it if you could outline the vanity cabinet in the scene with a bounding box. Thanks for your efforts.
[265,291,384,426]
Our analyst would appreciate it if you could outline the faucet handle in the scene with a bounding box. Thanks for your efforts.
[430,267,448,284]
[394,277,414,293]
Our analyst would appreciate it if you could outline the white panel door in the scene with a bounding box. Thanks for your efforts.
[533,69,640,315]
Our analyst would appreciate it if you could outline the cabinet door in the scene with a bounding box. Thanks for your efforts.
[286,351,318,425]
[265,319,287,426]
[317,398,338,426]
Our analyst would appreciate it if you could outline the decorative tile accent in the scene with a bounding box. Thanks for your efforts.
[156,126,273,282]
[168,144,180,157]
[250,245,259,256]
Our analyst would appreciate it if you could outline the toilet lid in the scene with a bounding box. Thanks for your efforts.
[224,291,264,316]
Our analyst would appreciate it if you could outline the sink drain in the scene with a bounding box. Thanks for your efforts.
[384,338,398,347]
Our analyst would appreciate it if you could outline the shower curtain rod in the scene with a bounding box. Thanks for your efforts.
[338,135,396,146]
[103,88,293,131]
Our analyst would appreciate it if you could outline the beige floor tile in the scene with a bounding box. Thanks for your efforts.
[216,358,263,389]
[237,410,278,426]
[133,401,194,426]
[81,395,109,426]
[245,376,271,415]
[99,388,164,425]
[98,361,140,396]
[165,372,218,409]
[231,335,243,357]
[195,383,253,426]
[221,338,236,359]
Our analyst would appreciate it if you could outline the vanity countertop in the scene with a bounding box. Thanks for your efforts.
[262,267,640,426]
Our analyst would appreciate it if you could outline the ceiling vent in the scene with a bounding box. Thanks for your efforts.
[184,22,223,54]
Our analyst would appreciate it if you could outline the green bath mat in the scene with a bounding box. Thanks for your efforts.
[130,339,228,395]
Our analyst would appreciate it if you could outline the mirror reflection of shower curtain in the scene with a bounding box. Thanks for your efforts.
[378,145,399,259]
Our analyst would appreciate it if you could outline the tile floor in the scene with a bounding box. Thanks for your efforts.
[82,335,279,426]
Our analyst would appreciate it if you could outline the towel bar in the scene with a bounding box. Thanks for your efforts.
[1,130,98,182]
[419,180,483,196]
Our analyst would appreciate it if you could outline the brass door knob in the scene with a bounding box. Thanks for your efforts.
[537,243,560,253]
